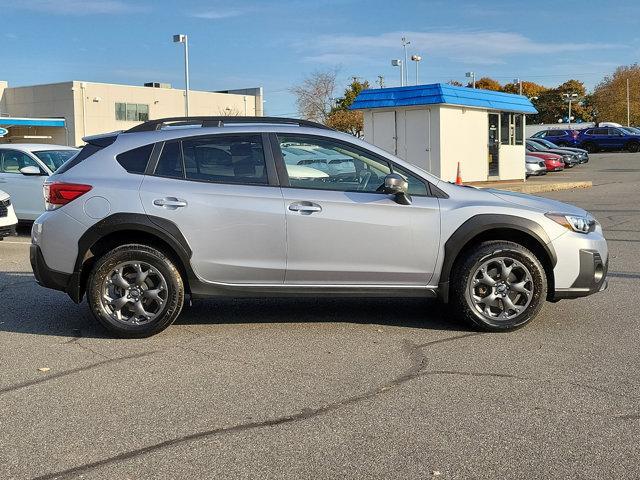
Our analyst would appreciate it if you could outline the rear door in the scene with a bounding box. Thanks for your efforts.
[0,149,48,220]
[608,128,626,149]
[273,133,441,287]
[139,133,286,285]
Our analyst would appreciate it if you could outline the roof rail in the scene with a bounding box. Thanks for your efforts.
[125,116,332,133]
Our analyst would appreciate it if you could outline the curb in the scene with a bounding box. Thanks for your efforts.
[470,181,593,194]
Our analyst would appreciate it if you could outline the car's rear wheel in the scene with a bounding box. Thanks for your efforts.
[582,142,598,153]
[87,244,184,337]
[450,241,547,331]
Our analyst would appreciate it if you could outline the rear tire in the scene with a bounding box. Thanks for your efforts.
[87,244,184,337]
[582,142,598,153]
[450,241,547,332]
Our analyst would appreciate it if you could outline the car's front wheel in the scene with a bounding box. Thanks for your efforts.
[87,244,184,337]
[450,241,547,331]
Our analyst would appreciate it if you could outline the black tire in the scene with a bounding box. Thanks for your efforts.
[87,244,184,337]
[582,142,598,153]
[556,141,568,147]
[626,142,640,153]
[450,240,547,332]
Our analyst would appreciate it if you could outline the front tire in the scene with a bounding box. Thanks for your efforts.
[582,142,598,153]
[626,141,640,153]
[450,241,547,331]
[87,244,184,337]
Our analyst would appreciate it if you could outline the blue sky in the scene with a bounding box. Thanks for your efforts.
[1,0,639,116]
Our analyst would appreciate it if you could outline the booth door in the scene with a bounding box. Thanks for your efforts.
[488,113,500,177]
[404,109,431,171]
[371,111,397,155]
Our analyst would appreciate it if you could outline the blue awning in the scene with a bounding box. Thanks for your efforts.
[0,117,66,127]
[351,83,537,114]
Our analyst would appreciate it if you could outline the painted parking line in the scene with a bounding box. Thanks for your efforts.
[1,240,31,245]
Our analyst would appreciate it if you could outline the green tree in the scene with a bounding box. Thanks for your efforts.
[591,64,640,125]
[326,78,370,137]
[528,79,592,124]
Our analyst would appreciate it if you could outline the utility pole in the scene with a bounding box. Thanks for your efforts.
[627,78,631,126]
[377,75,385,88]
[562,92,578,127]
[401,37,410,87]
[391,59,403,86]
[514,77,523,95]
[173,34,190,116]
[466,71,476,89]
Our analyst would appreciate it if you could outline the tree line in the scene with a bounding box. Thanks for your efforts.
[291,64,640,136]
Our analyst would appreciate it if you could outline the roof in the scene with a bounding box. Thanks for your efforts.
[351,83,538,114]
[0,117,66,127]
[0,144,77,152]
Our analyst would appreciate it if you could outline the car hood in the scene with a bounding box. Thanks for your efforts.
[486,189,587,215]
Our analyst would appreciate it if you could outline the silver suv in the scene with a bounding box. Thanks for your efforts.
[30,117,608,337]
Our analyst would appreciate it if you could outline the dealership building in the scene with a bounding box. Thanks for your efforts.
[352,84,537,183]
[0,80,263,146]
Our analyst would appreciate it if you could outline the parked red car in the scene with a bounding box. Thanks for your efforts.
[526,151,564,171]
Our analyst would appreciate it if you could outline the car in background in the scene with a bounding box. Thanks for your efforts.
[530,129,581,147]
[526,149,564,172]
[525,155,547,177]
[528,137,589,163]
[526,140,580,168]
[0,144,79,221]
[0,190,18,240]
[577,127,640,153]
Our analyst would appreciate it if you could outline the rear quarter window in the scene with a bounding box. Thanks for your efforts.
[116,144,154,174]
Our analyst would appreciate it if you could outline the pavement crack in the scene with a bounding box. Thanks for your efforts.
[31,332,480,480]
[0,351,158,396]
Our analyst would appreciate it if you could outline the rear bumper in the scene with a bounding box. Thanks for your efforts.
[553,249,608,300]
[30,244,82,303]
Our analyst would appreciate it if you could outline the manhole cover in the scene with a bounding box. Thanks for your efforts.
[599,168,640,172]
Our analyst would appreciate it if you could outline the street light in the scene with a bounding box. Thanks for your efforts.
[411,55,422,85]
[562,92,579,127]
[466,71,476,89]
[173,33,190,116]
[513,77,523,95]
[392,59,403,87]
[401,37,410,87]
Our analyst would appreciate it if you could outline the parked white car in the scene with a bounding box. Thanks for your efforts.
[0,144,79,221]
[525,155,547,177]
[0,189,18,240]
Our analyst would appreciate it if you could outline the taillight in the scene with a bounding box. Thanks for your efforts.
[44,182,92,210]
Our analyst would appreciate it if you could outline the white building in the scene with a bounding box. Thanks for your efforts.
[0,80,263,146]
[351,84,537,183]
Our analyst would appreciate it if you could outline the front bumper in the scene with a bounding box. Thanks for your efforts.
[553,249,608,300]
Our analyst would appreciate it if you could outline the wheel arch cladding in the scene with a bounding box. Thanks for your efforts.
[438,214,557,302]
[71,213,194,302]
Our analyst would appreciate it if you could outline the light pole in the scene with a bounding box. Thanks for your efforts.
[173,33,190,116]
[466,71,476,89]
[627,78,630,126]
[411,55,422,85]
[562,93,578,127]
[392,59,403,86]
[401,37,410,87]
[514,77,523,95]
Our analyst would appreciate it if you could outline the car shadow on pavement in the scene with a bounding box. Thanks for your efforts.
[0,270,472,339]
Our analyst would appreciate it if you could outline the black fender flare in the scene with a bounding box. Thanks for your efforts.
[438,214,557,302]
[68,213,194,303]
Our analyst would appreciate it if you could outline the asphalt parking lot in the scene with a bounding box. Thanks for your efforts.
[1,153,638,480]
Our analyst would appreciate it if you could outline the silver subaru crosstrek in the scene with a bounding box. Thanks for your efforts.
[31,117,608,337]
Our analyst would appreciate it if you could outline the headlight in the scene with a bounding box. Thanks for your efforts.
[545,212,597,234]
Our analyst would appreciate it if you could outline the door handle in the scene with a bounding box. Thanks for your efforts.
[153,197,188,209]
[288,201,322,215]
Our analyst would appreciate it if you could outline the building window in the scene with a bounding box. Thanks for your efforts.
[500,112,524,145]
[115,102,149,122]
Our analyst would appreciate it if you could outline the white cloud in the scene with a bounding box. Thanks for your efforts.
[2,0,148,15]
[192,9,244,19]
[304,30,622,66]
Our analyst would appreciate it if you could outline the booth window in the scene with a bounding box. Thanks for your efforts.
[500,113,524,145]
[115,102,149,122]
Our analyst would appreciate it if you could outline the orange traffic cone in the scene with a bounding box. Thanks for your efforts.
[455,162,463,185]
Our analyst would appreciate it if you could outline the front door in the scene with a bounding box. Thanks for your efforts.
[275,133,441,286]
[488,114,500,177]
[0,149,47,220]
[139,133,286,285]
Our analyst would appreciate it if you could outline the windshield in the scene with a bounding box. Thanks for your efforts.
[526,141,544,151]
[33,149,79,172]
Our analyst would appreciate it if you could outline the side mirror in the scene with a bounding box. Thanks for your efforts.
[382,173,412,205]
[19,166,43,176]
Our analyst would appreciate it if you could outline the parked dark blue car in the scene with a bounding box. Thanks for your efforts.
[577,127,640,153]
[530,129,581,146]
